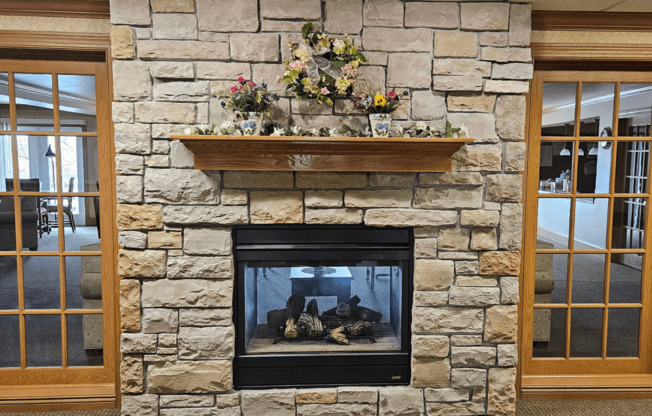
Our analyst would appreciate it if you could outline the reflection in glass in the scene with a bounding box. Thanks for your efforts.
[572,254,605,304]
[607,308,639,357]
[580,83,614,137]
[68,252,102,311]
[1,135,13,191]
[0,256,18,309]
[0,315,20,367]
[15,73,54,130]
[60,136,99,193]
[609,254,642,304]
[23,256,59,309]
[16,135,57,192]
[541,83,576,136]
[577,141,612,194]
[0,197,17,251]
[532,308,565,358]
[570,308,603,357]
[612,197,647,250]
[539,142,574,193]
[26,314,61,367]
[58,75,97,133]
[534,253,568,305]
[615,141,650,195]
[64,196,101,252]
[537,199,570,248]
[618,84,652,137]
[67,314,103,367]
[574,198,609,249]
[0,73,9,130]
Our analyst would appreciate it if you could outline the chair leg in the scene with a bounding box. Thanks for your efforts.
[65,207,76,232]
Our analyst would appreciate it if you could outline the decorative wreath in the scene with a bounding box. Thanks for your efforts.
[280,20,366,104]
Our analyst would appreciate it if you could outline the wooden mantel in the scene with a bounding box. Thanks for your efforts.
[170,135,473,172]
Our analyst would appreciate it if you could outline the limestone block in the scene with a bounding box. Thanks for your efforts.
[424,388,469,403]
[345,190,412,208]
[122,394,158,416]
[412,358,451,388]
[509,3,531,47]
[471,228,497,251]
[117,204,163,230]
[369,173,415,188]
[405,2,458,28]
[480,32,509,47]
[135,102,196,124]
[112,103,134,124]
[261,0,321,19]
[485,174,522,202]
[296,389,338,404]
[449,286,500,307]
[110,0,150,25]
[415,259,454,290]
[153,124,187,139]
[497,344,518,367]
[433,59,491,77]
[241,390,296,416]
[492,63,533,80]
[221,189,248,206]
[250,191,303,224]
[196,62,249,80]
[488,367,517,416]
[484,80,529,94]
[231,33,279,62]
[434,32,478,58]
[168,142,193,169]
[151,0,195,13]
[325,0,363,34]
[426,401,486,415]
[184,228,231,255]
[112,61,151,101]
[485,305,518,343]
[496,95,526,141]
[305,191,343,208]
[297,404,376,416]
[139,40,229,60]
[167,256,233,279]
[158,333,177,348]
[291,100,334,115]
[121,279,141,332]
[111,26,135,59]
[338,387,378,404]
[148,361,232,393]
[451,346,497,367]
[178,326,234,359]
[153,81,209,102]
[419,172,483,186]
[432,75,483,92]
[451,335,483,346]
[414,187,482,209]
[412,308,483,334]
[413,291,448,307]
[355,65,386,94]
[305,208,363,224]
[151,62,195,79]
[460,210,500,227]
[116,175,143,203]
[295,172,367,189]
[225,171,294,188]
[146,231,181,249]
[446,93,496,113]
[413,335,449,358]
[505,142,526,173]
[461,2,510,31]
[414,238,437,258]
[252,64,288,94]
[179,309,231,327]
[362,51,388,66]
[438,227,470,251]
[500,276,519,304]
[152,14,198,40]
[142,279,232,308]
[452,144,502,172]
[119,231,147,249]
[363,28,431,52]
[455,260,479,275]
[216,393,241,408]
[451,368,486,388]
[118,249,166,278]
[479,251,521,276]
[411,90,446,120]
[121,333,158,354]
[197,0,258,32]
[456,275,496,287]
[159,394,214,408]
[144,169,220,204]
[291,114,367,131]
[438,252,477,260]
[365,209,458,228]
[481,47,531,63]
[145,155,170,167]
[120,355,144,393]
[142,308,178,333]
[262,20,322,32]
[163,205,248,225]
[447,113,498,143]
[363,0,404,27]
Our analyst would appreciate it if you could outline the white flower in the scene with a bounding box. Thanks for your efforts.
[234,129,242,136]
[295,48,310,62]
[416,122,427,131]
[459,124,469,137]
[310,128,319,136]
[184,127,192,135]
[332,39,345,52]
[396,125,404,135]
[200,124,209,132]
[329,128,339,137]
[291,125,301,136]
[221,120,234,130]
[363,127,371,137]
[271,127,286,136]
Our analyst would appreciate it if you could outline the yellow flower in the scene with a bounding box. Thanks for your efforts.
[374,94,386,107]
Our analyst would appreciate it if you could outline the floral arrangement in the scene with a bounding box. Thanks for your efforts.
[403,121,469,138]
[353,89,408,114]
[219,77,279,113]
[280,20,366,104]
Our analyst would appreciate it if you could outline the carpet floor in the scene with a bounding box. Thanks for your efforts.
[517,399,652,415]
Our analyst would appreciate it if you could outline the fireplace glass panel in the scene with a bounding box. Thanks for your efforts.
[242,261,404,354]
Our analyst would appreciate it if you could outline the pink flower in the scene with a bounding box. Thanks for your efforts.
[387,91,397,99]
[321,87,330,95]
[237,76,246,84]
[248,81,255,87]
[230,86,237,93]
[288,60,306,71]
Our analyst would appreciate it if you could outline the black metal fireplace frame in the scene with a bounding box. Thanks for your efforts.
[233,225,413,389]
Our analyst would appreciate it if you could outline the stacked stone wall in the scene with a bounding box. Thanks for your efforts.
[111,1,531,415]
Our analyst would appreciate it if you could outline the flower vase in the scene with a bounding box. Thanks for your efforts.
[232,111,263,136]
[369,113,391,138]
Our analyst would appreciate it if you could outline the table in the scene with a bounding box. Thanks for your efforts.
[290,267,352,303]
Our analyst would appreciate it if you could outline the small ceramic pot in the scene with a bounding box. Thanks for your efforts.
[369,113,392,138]
[232,111,263,136]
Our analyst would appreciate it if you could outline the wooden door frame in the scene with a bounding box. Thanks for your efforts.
[0,32,119,412]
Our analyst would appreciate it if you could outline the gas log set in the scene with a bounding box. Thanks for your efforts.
[266,294,384,345]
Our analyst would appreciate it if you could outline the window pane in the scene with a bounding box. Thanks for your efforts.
[579,83,614,137]
[64,196,101,252]
[577,141,612,194]
[532,308,565,358]
[23,255,60,310]
[1,135,13,191]
[0,315,20,367]
[570,308,603,357]
[26,314,61,367]
[572,254,605,304]
[541,83,576,136]
[0,73,9,130]
[0,198,17,251]
[14,73,54,130]
[16,135,57,192]
[574,198,609,249]
[58,75,97,133]
[67,252,102,310]
[614,141,650,195]
[67,314,103,367]
[609,254,642,304]
[612,197,646,250]
[60,136,98,193]
[537,198,570,248]
[607,308,639,357]
[534,253,568,304]
[618,83,652,137]
[0,256,18,309]
[539,141,574,194]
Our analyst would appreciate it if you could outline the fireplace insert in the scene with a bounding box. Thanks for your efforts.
[233,225,412,388]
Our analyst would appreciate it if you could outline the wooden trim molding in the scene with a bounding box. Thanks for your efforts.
[0,0,110,19]
[0,30,110,52]
[532,11,652,32]
[531,43,652,62]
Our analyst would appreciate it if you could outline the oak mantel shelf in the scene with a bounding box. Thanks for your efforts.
[170,134,474,172]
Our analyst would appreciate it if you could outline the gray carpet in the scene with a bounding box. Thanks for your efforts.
[517,399,652,415]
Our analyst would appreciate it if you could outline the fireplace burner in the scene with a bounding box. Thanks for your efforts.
[233,225,412,388]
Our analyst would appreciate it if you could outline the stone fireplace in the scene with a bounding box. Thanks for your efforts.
[113,1,529,415]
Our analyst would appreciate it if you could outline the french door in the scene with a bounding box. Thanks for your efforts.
[0,59,117,408]
[522,70,652,395]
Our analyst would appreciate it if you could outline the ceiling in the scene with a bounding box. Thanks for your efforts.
[526,0,652,12]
